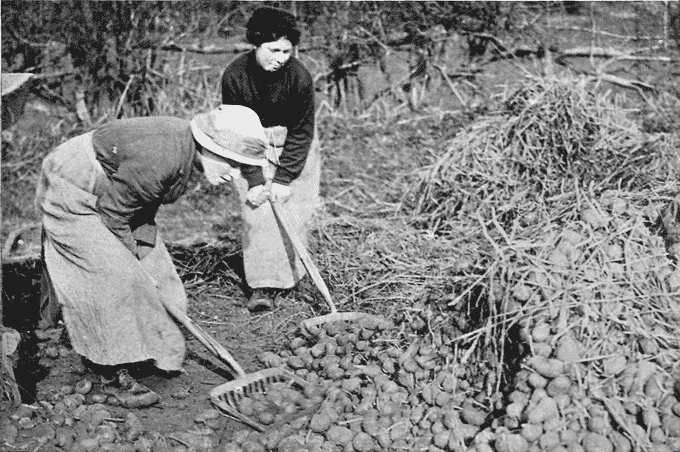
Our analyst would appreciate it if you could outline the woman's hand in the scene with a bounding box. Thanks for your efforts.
[270,183,291,204]
[247,185,269,206]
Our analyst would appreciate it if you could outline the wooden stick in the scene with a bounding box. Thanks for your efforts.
[269,200,337,314]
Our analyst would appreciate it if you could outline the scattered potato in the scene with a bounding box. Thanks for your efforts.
[582,432,613,452]
[495,433,529,452]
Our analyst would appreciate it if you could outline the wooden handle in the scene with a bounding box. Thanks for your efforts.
[269,200,337,314]
[141,267,246,377]
[162,301,247,378]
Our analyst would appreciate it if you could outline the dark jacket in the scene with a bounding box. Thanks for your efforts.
[221,51,315,188]
[92,117,202,257]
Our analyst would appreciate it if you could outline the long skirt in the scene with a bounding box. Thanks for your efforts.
[234,135,321,289]
[35,132,187,371]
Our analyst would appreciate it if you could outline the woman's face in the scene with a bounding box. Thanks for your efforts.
[255,36,292,72]
[198,151,236,186]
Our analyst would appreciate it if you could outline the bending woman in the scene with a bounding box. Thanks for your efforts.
[36,105,267,392]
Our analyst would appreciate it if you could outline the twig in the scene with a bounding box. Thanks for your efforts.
[114,75,135,118]
[433,64,468,108]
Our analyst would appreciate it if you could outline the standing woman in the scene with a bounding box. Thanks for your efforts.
[35,106,268,394]
[221,6,320,311]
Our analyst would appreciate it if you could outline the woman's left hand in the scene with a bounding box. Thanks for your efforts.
[270,183,291,203]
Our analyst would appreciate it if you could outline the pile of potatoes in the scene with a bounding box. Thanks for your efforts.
[219,193,680,452]
[220,316,501,452]
[487,193,680,452]
[497,321,680,452]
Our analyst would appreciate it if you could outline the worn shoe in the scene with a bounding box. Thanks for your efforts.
[101,369,160,408]
[246,288,279,312]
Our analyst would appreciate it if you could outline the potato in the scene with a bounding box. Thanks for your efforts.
[90,393,107,404]
[521,423,542,442]
[602,355,627,376]
[115,391,160,409]
[256,411,274,425]
[392,370,411,389]
[75,379,93,395]
[432,430,449,448]
[259,351,283,367]
[388,422,409,441]
[526,397,558,424]
[352,432,375,452]
[556,334,581,363]
[642,407,662,429]
[375,430,391,449]
[220,442,241,452]
[461,405,487,426]
[505,401,524,420]
[310,343,326,359]
[582,432,613,452]
[538,431,560,450]
[527,373,548,389]
[494,433,529,452]
[401,359,419,374]
[650,426,666,444]
[434,391,451,407]
[512,283,533,303]
[644,374,663,401]
[662,414,680,437]
[546,375,572,397]
[531,323,551,342]
[530,356,565,378]
[560,428,579,445]
[241,439,266,452]
[277,435,306,452]
[287,356,305,370]
[326,425,354,446]
[342,377,362,394]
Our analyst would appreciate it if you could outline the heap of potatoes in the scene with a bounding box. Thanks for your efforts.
[489,192,680,452]
[217,192,680,452]
[220,316,503,452]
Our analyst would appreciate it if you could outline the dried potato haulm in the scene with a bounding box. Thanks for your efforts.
[407,75,678,236]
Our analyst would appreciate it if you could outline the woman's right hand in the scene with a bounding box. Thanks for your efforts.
[246,185,269,206]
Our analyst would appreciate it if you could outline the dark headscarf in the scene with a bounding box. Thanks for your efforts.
[246,6,301,46]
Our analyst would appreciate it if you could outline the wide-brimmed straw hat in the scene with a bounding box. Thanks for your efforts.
[191,105,267,167]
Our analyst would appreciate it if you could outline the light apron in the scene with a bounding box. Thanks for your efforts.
[234,128,321,289]
[35,132,187,371]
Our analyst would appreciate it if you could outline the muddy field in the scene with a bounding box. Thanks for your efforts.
[2,2,680,452]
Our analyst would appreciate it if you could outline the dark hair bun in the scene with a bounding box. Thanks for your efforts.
[246,7,301,47]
